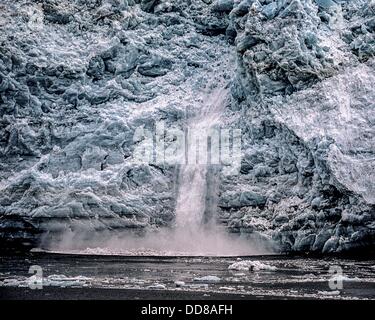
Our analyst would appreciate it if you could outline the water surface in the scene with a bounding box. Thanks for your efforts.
[1,253,375,300]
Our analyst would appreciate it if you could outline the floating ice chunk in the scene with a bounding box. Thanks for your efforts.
[47,275,91,281]
[193,275,221,282]
[30,248,45,253]
[147,283,167,290]
[318,290,341,296]
[330,275,361,282]
[0,278,26,287]
[44,275,91,287]
[219,286,236,291]
[0,275,91,288]
[174,281,185,287]
[188,284,209,289]
[228,260,277,271]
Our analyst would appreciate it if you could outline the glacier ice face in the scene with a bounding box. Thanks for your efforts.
[0,0,374,253]
[223,0,375,252]
[0,0,234,249]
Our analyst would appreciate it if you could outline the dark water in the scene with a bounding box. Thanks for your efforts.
[1,253,375,300]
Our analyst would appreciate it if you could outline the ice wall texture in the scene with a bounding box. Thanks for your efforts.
[0,0,374,253]
[0,0,234,248]
[223,0,375,253]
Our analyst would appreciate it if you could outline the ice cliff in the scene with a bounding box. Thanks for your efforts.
[0,0,374,253]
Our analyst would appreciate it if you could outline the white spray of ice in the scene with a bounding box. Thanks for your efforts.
[42,84,273,256]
